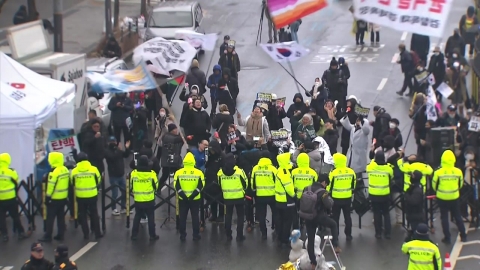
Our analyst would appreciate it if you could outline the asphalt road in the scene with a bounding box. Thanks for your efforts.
[1,0,479,269]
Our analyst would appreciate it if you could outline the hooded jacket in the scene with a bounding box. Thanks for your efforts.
[292,149,323,175]
[46,152,70,199]
[445,30,466,57]
[292,153,318,198]
[266,102,287,131]
[372,108,391,141]
[218,50,241,78]
[328,153,356,203]
[340,116,370,173]
[237,143,266,176]
[207,65,223,98]
[275,153,296,208]
[340,97,358,149]
[432,150,464,200]
[174,152,204,200]
[323,129,339,154]
[105,143,130,177]
[71,160,101,198]
[186,63,207,95]
[218,68,239,113]
[366,151,394,202]
[287,93,309,131]
[217,153,247,205]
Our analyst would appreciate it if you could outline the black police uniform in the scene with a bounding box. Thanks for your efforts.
[21,242,54,270]
[52,244,78,270]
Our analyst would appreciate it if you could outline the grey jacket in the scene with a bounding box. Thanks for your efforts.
[292,149,323,175]
[340,117,370,173]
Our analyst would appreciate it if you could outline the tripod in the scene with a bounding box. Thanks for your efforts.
[256,0,266,46]
[160,173,176,228]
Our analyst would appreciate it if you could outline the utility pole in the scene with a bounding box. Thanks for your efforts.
[105,0,113,36]
[113,0,120,28]
[53,0,63,52]
[141,0,147,17]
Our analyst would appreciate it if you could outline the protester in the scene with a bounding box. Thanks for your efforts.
[154,107,175,160]
[81,119,106,174]
[108,93,133,143]
[159,124,184,185]
[237,107,271,145]
[445,29,466,59]
[410,34,430,66]
[212,104,234,146]
[103,35,122,58]
[225,124,247,156]
[322,58,347,112]
[428,46,446,99]
[340,97,359,155]
[105,137,130,216]
[371,106,391,143]
[266,94,287,131]
[459,6,479,57]
[396,44,416,97]
[184,99,211,149]
[287,93,309,132]
[218,42,241,79]
[207,65,223,116]
[219,35,230,56]
[293,114,316,145]
[340,112,370,177]
[186,59,207,95]
[204,139,225,222]
[218,68,239,114]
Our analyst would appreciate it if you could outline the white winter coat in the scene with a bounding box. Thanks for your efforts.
[340,117,370,173]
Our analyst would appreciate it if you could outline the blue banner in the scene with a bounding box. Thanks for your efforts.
[87,61,157,93]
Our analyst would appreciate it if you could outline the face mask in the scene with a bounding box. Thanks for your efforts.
[191,90,198,95]
[466,154,474,160]
[448,113,455,118]
[452,53,458,58]
[159,112,166,117]
[315,82,320,86]
[434,52,440,56]
[389,123,397,129]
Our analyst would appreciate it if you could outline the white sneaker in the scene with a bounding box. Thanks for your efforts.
[140,218,148,224]
[112,209,120,216]
[120,209,133,214]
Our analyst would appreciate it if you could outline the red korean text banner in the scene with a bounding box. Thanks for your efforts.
[353,0,452,37]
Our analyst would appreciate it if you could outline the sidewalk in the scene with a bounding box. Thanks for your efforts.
[61,0,142,55]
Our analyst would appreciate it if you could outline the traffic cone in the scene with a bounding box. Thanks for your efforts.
[444,252,452,270]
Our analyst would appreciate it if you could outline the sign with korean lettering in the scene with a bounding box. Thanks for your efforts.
[227,131,239,144]
[47,129,80,162]
[271,130,289,148]
[256,92,272,102]
[276,97,286,107]
[353,0,453,37]
[468,116,480,132]
[354,105,371,118]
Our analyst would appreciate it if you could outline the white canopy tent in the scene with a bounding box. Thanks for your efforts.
[0,52,75,187]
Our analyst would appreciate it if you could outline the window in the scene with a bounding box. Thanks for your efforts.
[149,11,193,28]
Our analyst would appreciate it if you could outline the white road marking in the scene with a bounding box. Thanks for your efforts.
[69,242,97,262]
[391,53,399,63]
[377,78,388,91]
[449,222,473,269]
[400,32,408,41]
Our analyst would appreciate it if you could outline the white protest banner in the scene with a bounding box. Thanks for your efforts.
[260,42,310,63]
[132,37,197,76]
[175,30,218,51]
[352,0,453,37]
[468,116,480,132]
[436,82,454,98]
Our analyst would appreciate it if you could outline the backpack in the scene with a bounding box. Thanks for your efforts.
[298,186,326,220]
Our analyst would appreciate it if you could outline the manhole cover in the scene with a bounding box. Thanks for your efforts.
[242,66,266,70]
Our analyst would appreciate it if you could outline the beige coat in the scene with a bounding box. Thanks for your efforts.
[155,116,174,146]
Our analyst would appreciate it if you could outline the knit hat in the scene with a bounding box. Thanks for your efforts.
[415,223,429,235]
[330,57,338,67]
[55,244,69,257]
[168,123,177,132]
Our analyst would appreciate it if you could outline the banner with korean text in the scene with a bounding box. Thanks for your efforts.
[353,0,453,37]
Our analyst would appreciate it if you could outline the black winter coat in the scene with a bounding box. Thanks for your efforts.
[323,129,339,154]
[405,184,425,221]
[185,108,211,146]
[410,34,430,58]
[105,144,129,177]
[204,140,225,197]
[160,133,184,168]
[373,111,391,141]
[21,257,54,270]
[82,130,105,165]
[266,104,287,131]
[186,67,207,94]
[107,95,133,127]
[212,112,234,144]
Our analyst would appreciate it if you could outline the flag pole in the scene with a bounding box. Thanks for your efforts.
[277,62,308,92]
[286,59,302,94]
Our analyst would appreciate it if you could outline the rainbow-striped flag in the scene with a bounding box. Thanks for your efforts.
[267,0,328,29]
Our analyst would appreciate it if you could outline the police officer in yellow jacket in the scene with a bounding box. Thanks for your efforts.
[251,152,277,240]
[275,153,296,246]
[401,223,442,270]
[39,152,71,242]
[71,152,102,240]
[397,154,433,192]
[432,150,467,244]
[130,155,159,241]
[0,152,28,242]
[328,153,356,240]
[367,151,394,239]
[291,152,317,230]
[174,152,205,241]
[217,153,247,241]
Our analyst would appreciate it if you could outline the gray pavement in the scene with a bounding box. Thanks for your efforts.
[1,0,480,269]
